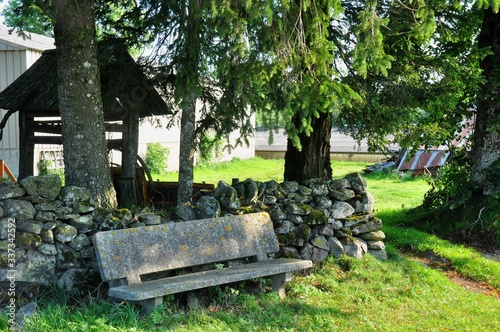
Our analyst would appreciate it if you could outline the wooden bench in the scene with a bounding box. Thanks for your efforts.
[92,212,313,313]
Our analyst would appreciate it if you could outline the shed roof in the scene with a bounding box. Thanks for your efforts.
[0,25,55,51]
[0,39,170,119]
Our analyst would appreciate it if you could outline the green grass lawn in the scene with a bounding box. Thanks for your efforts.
[151,157,368,184]
[3,158,500,332]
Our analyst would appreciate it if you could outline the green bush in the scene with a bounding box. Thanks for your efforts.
[199,132,223,165]
[422,150,473,210]
[37,159,65,184]
[37,159,52,175]
[145,142,170,174]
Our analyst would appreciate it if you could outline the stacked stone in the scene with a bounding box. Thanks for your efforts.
[0,175,131,288]
[205,173,387,263]
[0,172,386,288]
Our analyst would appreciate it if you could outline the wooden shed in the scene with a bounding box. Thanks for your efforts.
[0,26,55,175]
[0,38,171,205]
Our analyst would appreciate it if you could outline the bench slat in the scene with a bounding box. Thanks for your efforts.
[93,212,279,282]
[108,258,313,301]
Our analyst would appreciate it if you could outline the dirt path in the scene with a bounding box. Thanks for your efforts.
[410,250,500,300]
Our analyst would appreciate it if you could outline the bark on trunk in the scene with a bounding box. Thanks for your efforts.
[470,9,500,196]
[177,95,197,204]
[176,0,201,205]
[54,0,117,207]
[284,112,333,184]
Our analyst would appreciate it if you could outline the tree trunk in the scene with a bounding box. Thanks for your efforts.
[176,0,201,205]
[284,112,333,184]
[177,95,197,204]
[53,0,117,207]
[470,9,500,196]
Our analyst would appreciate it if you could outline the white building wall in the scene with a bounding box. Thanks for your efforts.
[109,111,255,173]
[137,116,181,171]
[1,25,55,178]
[133,113,255,172]
[0,49,27,176]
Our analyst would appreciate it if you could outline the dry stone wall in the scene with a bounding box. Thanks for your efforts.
[0,173,386,290]
[212,174,387,263]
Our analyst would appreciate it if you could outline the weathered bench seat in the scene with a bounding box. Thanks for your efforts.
[93,212,312,313]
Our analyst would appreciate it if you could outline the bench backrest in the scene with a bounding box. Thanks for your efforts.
[93,212,279,283]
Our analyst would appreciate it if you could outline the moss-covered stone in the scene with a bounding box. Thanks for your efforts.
[195,196,221,219]
[55,243,81,269]
[68,234,91,251]
[20,174,62,200]
[0,217,11,240]
[279,246,301,259]
[38,243,58,255]
[297,224,311,241]
[0,182,26,200]
[15,249,56,285]
[358,230,386,241]
[276,233,298,245]
[311,236,329,251]
[287,192,311,204]
[3,199,36,220]
[53,224,78,243]
[35,210,57,222]
[214,181,241,212]
[114,208,133,221]
[345,173,368,193]
[60,186,92,206]
[92,207,123,231]
[40,229,54,244]
[0,247,25,265]
[305,209,327,225]
[339,227,353,236]
[0,240,9,251]
[17,232,43,249]
[284,202,313,215]
[16,220,43,234]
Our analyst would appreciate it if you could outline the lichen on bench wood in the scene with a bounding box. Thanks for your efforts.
[92,212,313,313]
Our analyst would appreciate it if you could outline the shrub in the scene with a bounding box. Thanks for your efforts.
[199,132,223,165]
[422,150,473,210]
[145,142,170,174]
[37,159,65,184]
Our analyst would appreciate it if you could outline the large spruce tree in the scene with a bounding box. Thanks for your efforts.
[53,0,117,207]
[7,0,119,207]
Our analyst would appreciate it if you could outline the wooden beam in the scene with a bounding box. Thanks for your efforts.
[28,120,123,135]
[19,112,35,179]
[34,122,62,135]
[107,139,123,150]
[25,136,63,145]
[105,122,124,132]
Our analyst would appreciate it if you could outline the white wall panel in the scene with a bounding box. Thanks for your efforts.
[0,48,44,176]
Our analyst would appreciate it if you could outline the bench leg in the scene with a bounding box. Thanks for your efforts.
[271,272,292,299]
[140,296,163,314]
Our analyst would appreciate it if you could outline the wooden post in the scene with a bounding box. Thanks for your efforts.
[119,108,140,208]
[19,112,35,180]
